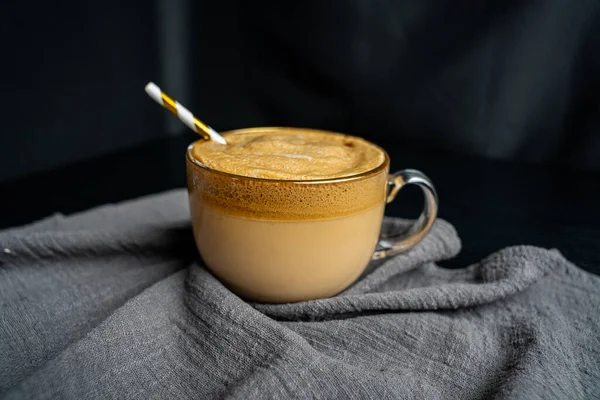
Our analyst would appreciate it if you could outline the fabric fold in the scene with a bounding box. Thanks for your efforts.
[1,189,599,399]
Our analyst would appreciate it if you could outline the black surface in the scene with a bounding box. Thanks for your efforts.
[3,0,599,184]
[0,2,162,182]
[2,132,599,276]
[191,1,600,169]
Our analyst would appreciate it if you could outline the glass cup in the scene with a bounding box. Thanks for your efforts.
[186,127,437,303]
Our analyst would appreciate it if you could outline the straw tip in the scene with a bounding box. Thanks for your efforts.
[209,127,228,145]
[144,82,157,92]
[144,82,162,105]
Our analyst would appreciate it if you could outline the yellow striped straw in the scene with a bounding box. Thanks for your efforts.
[144,82,227,144]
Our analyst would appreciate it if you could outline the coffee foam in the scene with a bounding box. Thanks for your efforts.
[186,129,390,221]
[191,129,386,180]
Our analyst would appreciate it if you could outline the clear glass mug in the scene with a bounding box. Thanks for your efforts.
[186,127,438,303]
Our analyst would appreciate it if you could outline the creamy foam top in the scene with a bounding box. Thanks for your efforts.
[191,130,385,180]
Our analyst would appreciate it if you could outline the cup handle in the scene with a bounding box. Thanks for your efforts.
[372,169,439,260]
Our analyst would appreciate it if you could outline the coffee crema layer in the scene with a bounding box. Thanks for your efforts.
[187,128,390,221]
[191,129,385,180]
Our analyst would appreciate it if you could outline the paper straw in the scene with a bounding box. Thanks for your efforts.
[145,82,227,144]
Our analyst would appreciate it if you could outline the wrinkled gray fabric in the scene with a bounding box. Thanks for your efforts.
[1,189,599,399]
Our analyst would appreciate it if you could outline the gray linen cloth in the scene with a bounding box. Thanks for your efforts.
[1,189,599,399]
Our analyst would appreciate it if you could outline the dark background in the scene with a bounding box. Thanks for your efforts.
[1,0,599,183]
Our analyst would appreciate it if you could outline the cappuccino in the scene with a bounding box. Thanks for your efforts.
[187,128,389,302]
